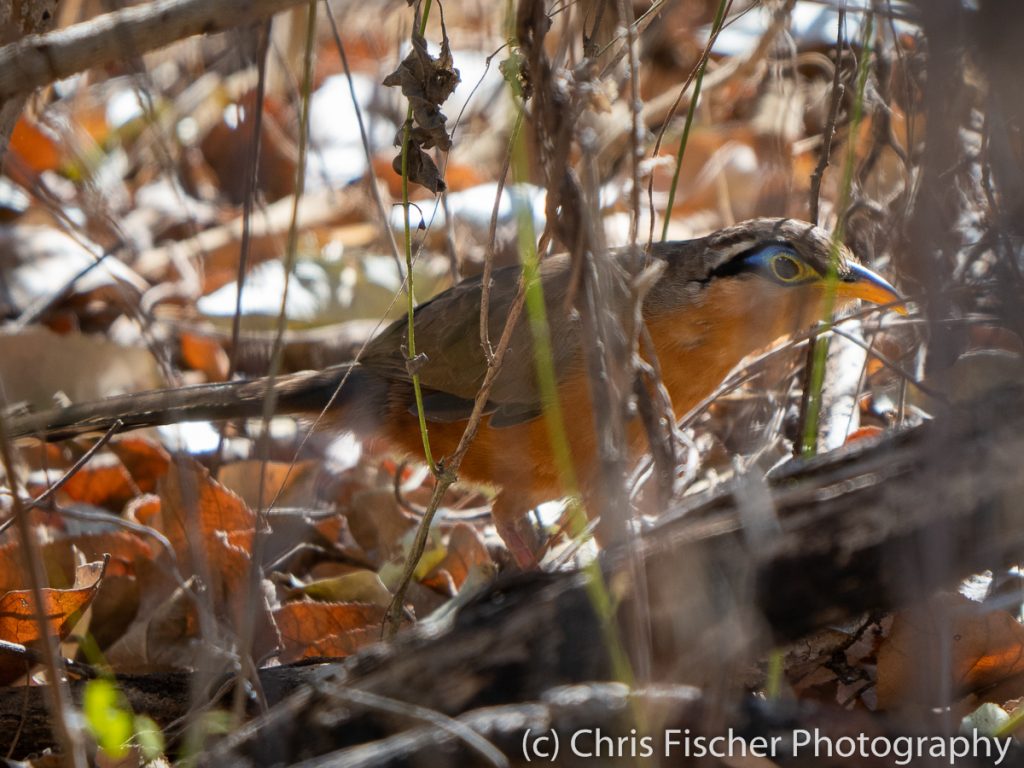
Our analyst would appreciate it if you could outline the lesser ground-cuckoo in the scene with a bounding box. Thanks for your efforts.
[6,218,903,564]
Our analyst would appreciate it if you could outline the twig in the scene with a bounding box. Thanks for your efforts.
[398,0,439,474]
[324,2,403,274]
[0,412,87,767]
[800,12,875,457]
[616,0,642,247]
[480,109,525,364]
[385,272,530,635]
[27,420,123,511]
[798,8,848,455]
[392,460,426,517]
[213,21,271,473]
[661,0,731,241]
[232,0,319,723]
[225,22,271,386]
[809,8,847,225]
[0,0,310,102]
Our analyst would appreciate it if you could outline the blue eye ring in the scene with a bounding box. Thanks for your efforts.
[770,252,803,281]
[749,244,817,284]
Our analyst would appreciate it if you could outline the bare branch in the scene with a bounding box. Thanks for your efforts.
[0,0,308,103]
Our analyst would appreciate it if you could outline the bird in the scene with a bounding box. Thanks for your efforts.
[5,218,902,566]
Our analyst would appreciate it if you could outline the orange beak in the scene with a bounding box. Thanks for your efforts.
[835,262,907,315]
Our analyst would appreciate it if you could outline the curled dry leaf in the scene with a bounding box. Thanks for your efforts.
[382,26,461,193]
[45,532,154,581]
[0,532,148,613]
[0,558,108,685]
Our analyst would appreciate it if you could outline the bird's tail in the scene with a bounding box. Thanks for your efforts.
[4,363,377,442]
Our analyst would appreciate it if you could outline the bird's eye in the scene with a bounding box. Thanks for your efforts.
[769,253,806,282]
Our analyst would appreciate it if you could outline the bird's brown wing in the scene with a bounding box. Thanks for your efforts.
[359,255,584,425]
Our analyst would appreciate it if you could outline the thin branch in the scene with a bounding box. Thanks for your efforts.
[385,272,530,635]
[225,22,272,385]
[232,0,318,723]
[0,0,309,102]
[480,109,525,364]
[0,413,87,767]
[660,0,731,241]
[26,420,122,511]
[324,2,403,273]
[808,8,847,225]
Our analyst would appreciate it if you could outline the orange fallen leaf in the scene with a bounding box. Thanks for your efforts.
[8,117,61,174]
[55,454,136,511]
[878,593,1024,709]
[274,601,385,662]
[0,558,107,647]
[844,426,884,445]
[180,332,230,382]
[155,459,258,622]
[158,458,255,563]
[424,523,492,591]
[110,437,171,493]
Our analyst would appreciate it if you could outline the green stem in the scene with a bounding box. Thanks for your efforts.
[660,0,729,241]
[502,4,633,689]
[800,13,874,457]
[385,0,441,637]
[400,0,437,472]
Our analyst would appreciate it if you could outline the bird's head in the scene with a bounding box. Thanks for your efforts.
[645,218,904,394]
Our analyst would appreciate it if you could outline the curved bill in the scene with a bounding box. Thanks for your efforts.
[836,262,907,315]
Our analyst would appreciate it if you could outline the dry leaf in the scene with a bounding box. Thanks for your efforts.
[424,523,492,591]
[382,25,460,192]
[158,458,255,564]
[52,453,135,511]
[296,570,392,607]
[180,332,230,382]
[274,601,385,662]
[0,328,162,411]
[110,437,171,493]
[217,460,317,510]
[8,117,61,174]
[0,558,107,684]
[877,593,1024,708]
[345,489,417,559]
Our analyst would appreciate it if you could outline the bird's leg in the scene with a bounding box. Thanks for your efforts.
[494,517,542,569]
[491,492,543,568]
